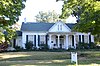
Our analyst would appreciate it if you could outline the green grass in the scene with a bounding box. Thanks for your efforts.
[0,52,70,61]
[0,51,100,66]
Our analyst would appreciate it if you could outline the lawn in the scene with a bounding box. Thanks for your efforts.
[0,50,100,66]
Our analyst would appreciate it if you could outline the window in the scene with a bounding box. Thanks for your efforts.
[58,25,59,30]
[60,25,62,30]
[28,35,33,43]
[40,41,44,44]
[84,35,88,43]
[40,35,45,44]
[58,24,62,31]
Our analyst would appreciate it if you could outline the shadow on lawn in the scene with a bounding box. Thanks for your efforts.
[0,55,69,61]
[0,51,100,66]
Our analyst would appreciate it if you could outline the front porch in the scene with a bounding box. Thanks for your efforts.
[48,33,77,50]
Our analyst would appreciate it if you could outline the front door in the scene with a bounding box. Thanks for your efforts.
[60,36,64,48]
[55,35,64,48]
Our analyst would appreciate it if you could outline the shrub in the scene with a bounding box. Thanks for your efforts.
[77,42,96,49]
[25,41,33,50]
[96,45,100,49]
[15,46,23,51]
[39,44,49,50]
[89,42,96,49]
[0,42,8,52]
[68,48,75,51]
[77,42,89,49]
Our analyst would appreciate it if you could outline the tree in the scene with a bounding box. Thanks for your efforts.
[0,0,26,26]
[0,0,26,44]
[4,27,17,44]
[95,34,100,45]
[35,11,60,23]
[59,0,100,35]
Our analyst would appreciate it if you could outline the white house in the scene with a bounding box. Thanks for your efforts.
[12,21,94,50]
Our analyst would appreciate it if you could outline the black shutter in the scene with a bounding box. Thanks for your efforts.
[45,35,48,44]
[82,35,84,43]
[34,35,36,46]
[56,0,59,2]
[38,35,40,46]
[72,35,74,46]
[13,39,16,48]
[89,35,91,43]
[79,35,81,42]
[26,35,28,43]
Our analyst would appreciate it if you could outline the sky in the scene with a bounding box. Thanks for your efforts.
[18,0,63,23]
[18,0,77,23]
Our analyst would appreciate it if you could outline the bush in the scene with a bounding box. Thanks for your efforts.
[39,44,49,50]
[89,42,96,49]
[68,48,75,51]
[15,46,23,51]
[77,42,89,49]
[96,45,100,49]
[77,42,96,49]
[0,42,8,52]
[49,48,66,52]
[25,41,33,50]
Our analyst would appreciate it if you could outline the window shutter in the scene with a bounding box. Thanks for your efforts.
[89,35,91,43]
[72,35,74,46]
[79,35,81,42]
[13,39,16,48]
[38,35,40,46]
[34,35,36,46]
[26,35,28,43]
[45,35,48,44]
[82,35,84,43]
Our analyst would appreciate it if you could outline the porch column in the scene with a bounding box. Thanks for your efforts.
[65,35,68,50]
[74,35,76,49]
[57,35,60,48]
[49,35,52,49]
[36,35,39,48]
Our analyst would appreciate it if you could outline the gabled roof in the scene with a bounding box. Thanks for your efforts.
[21,22,75,31]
